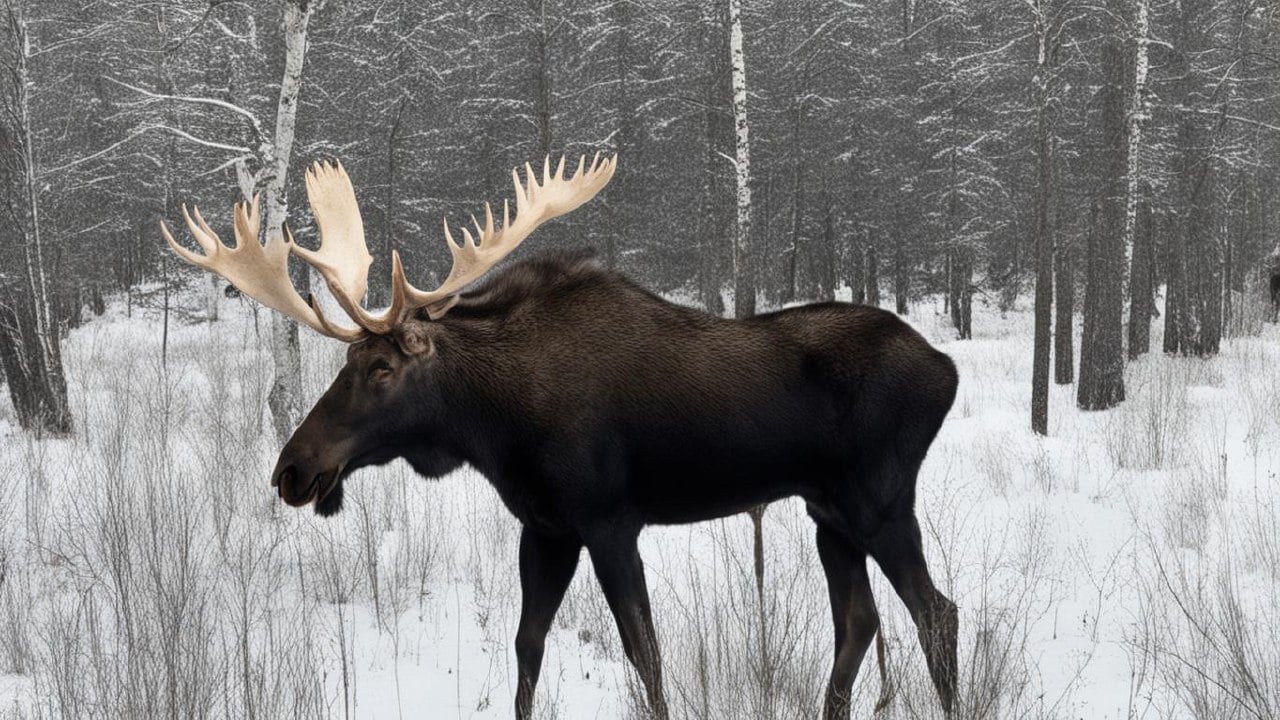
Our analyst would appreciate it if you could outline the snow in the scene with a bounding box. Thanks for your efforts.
[0,287,1276,719]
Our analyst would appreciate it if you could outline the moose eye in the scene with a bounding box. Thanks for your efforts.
[366,361,393,382]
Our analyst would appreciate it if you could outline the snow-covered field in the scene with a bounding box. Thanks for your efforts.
[0,288,1276,719]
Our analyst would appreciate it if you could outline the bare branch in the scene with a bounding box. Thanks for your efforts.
[40,127,152,174]
[41,124,251,175]
[105,76,267,144]
[153,125,253,154]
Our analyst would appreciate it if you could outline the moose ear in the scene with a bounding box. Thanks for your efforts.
[394,320,436,356]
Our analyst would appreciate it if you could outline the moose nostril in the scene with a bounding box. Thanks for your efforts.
[275,465,295,488]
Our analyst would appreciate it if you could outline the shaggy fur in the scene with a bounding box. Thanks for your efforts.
[272,250,960,720]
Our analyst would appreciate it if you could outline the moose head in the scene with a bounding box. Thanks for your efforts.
[162,154,616,515]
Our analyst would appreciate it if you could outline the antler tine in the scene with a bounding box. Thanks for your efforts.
[167,152,615,336]
[161,194,365,342]
[290,161,374,305]
[284,159,428,336]
[388,152,617,322]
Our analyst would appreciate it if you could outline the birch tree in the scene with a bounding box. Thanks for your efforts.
[728,0,754,319]
[261,0,323,443]
[128,0,327,443]
[1124,0,1153,359]
[0,0,72,436]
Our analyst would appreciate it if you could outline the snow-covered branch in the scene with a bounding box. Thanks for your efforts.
[105,77,268,145]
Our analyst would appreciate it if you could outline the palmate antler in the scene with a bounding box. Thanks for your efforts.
[162,153,616,341]
[160,192,365,341]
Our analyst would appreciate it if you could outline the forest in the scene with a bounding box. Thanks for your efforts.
[1,1,1279,719]
[1,0,1277,438]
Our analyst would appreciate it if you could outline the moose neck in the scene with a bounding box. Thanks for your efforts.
[417,317,523,477]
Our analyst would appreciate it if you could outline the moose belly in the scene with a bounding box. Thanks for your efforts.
[624,407,842,525]
[632,454,829,525]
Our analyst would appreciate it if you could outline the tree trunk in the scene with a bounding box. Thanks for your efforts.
[866,244,880,306]
[1163,203,1187,354]
[1054,234,1075,385]
[848,232,866,304]
[893,244,908,315]
[1031,77,1054,435]
[1168,122,1221,358]
[1124,0,1152,361]
[728,0,754,319]
[1077,28,1127,410]
[818,202,835,301]
[1122,0,1151,276]
[696,2,726,316]
[264,0,319,445]
[1165,0,1224,357]
[948,250,972,340]
[0,6,72,436]
[372,96,408,308]
[1127,199,1154,358]
[783,83,808,306]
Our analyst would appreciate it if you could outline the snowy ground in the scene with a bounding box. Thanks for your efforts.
[0,286,1276,719]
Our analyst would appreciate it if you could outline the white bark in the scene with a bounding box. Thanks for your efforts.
[264,0,319,443]
[1122,0,1150,272]
[1,4,72,434]
[263,1,312,238]
[132,1,322,440]
[15,16,53,358]
[728,0,754,318]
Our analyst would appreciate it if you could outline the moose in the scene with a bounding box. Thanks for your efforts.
[162,154,960,719]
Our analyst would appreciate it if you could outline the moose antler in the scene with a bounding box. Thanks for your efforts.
[414,152,618,318]
[159,194,364,341]
[308,152,617,332]
[164,153,616,340]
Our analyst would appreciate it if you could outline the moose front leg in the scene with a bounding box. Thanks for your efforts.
[585,529,670,720]
[514,528,582,720]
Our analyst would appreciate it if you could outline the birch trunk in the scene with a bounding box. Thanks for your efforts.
[728,0,754,319]
[264,0,318,444]
[728,2,769,689]
[1121,0,1150,275]
[866,244,881,306]
[0,6,71,435]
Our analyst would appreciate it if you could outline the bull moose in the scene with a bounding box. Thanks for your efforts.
[162,154,960,719]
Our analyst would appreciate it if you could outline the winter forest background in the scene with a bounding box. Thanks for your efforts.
[1,0,1279,719]
[3,0,1280,433]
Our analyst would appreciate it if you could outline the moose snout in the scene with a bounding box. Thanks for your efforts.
[273,464,293,488]
[270,452,321,506]
[272,436,350,509]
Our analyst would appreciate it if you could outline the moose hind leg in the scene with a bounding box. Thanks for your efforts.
[867,515,958,714]
[814,521,882,720]
[515,528,582,720]
[586,531,670,720]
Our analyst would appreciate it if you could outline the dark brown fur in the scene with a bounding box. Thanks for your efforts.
[273,250,960,719]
